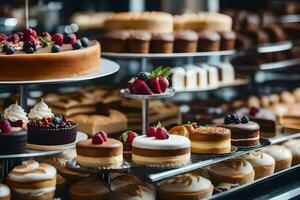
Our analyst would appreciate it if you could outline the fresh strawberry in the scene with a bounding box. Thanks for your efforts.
[0,119,11,133]
[146,127,156,137]
[92,133,104,144]
[155,127,169,139]
[159,76,169,92]
[126,131,138,143]
[148,66,171,94]
[148,77,162,94]
[132,79,153,95]
[96,130,108,142]
[128,77,136,93]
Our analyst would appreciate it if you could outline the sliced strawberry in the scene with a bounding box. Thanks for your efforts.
[158,76,169,92]
[148,77,162,94]
[132,79,153,95]
[128,77,136,93]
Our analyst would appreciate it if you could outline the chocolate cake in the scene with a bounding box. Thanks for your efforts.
[0,131,27,154]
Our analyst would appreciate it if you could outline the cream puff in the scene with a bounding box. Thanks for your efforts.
[262,145,292,172]
[282,139,300,165]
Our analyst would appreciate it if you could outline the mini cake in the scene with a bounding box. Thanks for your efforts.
[0,29,100,81]
[126,31,151,53]
[207,159,255,185]
[6,160,57,200]
[173,30,198,53]
[58,166,90,186]
[132,126,191,166]
[190,126,231,154]
[150,32,174,53]
[197,30,220,52]
[76,131,123,168]
[241,152,275,179]
[219,31,236,50]
[110,173,141,191]
[3,103,28,129]
[27,100,77,146]
[214,63,235,84]
[0,184,10,200]
[119,131,138,162]
[69,177,110,200]
[262,145,292,172]
[220,115,260,147]
[111,184,155,200]
[157,173,213,200]
[101,30,130,53]
[282,139,300,165]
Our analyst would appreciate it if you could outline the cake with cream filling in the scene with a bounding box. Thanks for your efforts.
[262,145,292,172]
[76,131,123,168]
[0,184,10,200]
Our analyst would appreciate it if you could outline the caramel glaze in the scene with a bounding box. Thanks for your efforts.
[190,127,231,142]
[132,147,190,157]
[76,138,122,157]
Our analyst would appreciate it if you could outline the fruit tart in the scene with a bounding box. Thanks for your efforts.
[119,130,138,161]
[128,66,172,95]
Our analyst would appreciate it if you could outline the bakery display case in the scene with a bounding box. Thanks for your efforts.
[0,0,300,200]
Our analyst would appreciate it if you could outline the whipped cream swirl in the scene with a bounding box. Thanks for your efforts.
[28,99,54,120]
[4,103,28,122]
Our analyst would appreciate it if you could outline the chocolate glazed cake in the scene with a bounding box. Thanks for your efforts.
[0,131,27,154]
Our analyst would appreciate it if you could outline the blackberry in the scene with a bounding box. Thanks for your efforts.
[234,117,242,124]
[5,46,15,55]
[241,116,249,124]
[224,114,232,124]
[137,72,150,81]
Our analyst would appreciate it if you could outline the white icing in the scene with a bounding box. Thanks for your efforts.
[0,184,10,197]
[9,160,57,182]
[4,103,28,122]
[132,135,190,150]
[208,159,253,176]
[157,174,212,193]
[241,152,275,167]
[28,99,54,120]
[262,145,292,161]
[13,187,55,196]
[282,140,300,156]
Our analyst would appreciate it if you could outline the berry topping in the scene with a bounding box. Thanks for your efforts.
[132,79,153,95]
[137,72,150,81]
[0,33,8,42]
[24,28,37,39]
[64,33,77,45]
[52,117,61,124]
[92,133,105,144]
[72,41,82,50]
[7,33,20,43]
[128,78,136,93]
[234,117,241,124]
[241,116,249,124]
[25,46,35,54]
[224,114,232,124]
[2,45,8,53]
[97,130,108,142]
[16,32,24,40]
[155,127,169,140]
[42,32,51,39]
[80,37,89,47]
[249,107,259,116]
[0,119,11,133]
[146,122,162,137]
[16,120,23,127]
[96,103,110,116]
[52,33,64,46]
[42,118,50,126]
[51,45,60,53]
[5,46,15,55]
[148,67,171,94]
[23,36,37,53]
[120,131,138,143]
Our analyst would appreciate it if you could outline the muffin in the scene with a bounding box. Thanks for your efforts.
[0,184,10,200]
[173,30,198,53]
[241,152,275,179]
[157,173,213,200]
[282,139,300,165]
[262,145,292,172]
[101,30,130,53]
[126,31,151,53]
[69,177,110,200]
[110,173,141,191]
[219,31,236,50]
[207,159,255,185]
[150,32,174,53]
[111,184,155,200]
[6,160,57,200]
[197,30,220,52]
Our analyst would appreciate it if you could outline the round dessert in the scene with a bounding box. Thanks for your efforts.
[6,160,57,200]
[111,184,155,200]
[76,131,123,168]
[110,173,141,191]
[103,12,174,33]
[197,30,220,52]
[220,115,260,147]
[262,145,292,172]
[119,131,138,162]
[157,173,214,200]
[69,177,110,200]
[27,100,77,146]
[173,30,198,53]
[0,29,100,81]
[3,103,28,129]
[150,32,174,53]
[219,31,236,50]
[132,127,191,166]
[190,126,231,154]
[241,152,275,179]
[0,184,10,200]
[101,30,130,53]
[207,159,255,185]
[282,139,300,165]
[126,31,151,53]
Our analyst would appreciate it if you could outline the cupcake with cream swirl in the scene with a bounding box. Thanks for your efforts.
[4,103,28,129]
[28,99,54,120]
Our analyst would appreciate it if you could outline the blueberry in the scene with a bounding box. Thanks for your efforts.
[5,46,15,55]
[51,45,60,53]
[241,116,249,124]
[25,47,35,54]
[224,114,232,124]
[137,72,150,81]
[80,37,89,47]
[52,117,61,124]
[234,117,242,124]
[230,114,237,120]
[2,45,8,52]
[72,41,82,50]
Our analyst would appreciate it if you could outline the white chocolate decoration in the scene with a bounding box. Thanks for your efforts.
[241,152,275,167]
[0,184,10,197]
[262,145,292,161]
[28,99,54,120]
[4,103,28,122]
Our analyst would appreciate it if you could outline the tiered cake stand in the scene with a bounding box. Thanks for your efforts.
[0,58,120,180]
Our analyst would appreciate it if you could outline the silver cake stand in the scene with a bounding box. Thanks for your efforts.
[120,88,175,134]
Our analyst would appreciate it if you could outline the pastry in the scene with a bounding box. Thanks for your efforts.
[101,30,130,53]
[241,152,275,179]
[110,173,141,191]
[219,31,236,50]
[282,139,300,165]
[0,29,100,81]
[157,173,213,200]
[71,110,128,137]
[69,177,110,200]
[190,126,231,154]
[207,159,255,185]
[150,32,174,53]
[104,12,174,33]
[220,115,260,147]
[132,127,190,166]
[58,166,90,185]
[27,100,77,146]
[111,184,155,200]
[119,131,138,162]
[6,160,56,200]
[126,31,151,53]
[169,125,190,137]
[0,184,10,200]
[173,30,198,53]
[76,131,123,168]
[262,145,292,172]
[197,30,220,52]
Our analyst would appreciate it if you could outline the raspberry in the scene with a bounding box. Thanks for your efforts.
[92,133,104,144]
[23,35,37,46]
[96,103,110,116]
[0,33,8,42]
[16,32,24,40]
[7,34,20,43]
[16,120,23,127]
[42,32,51,39]
[64,33,77,45]
[0,119,11,133]
[146,127,156,137]
[51,33,64,46]
[155,127,169,140]
[126,131,138,143]
[23,28,37,39]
